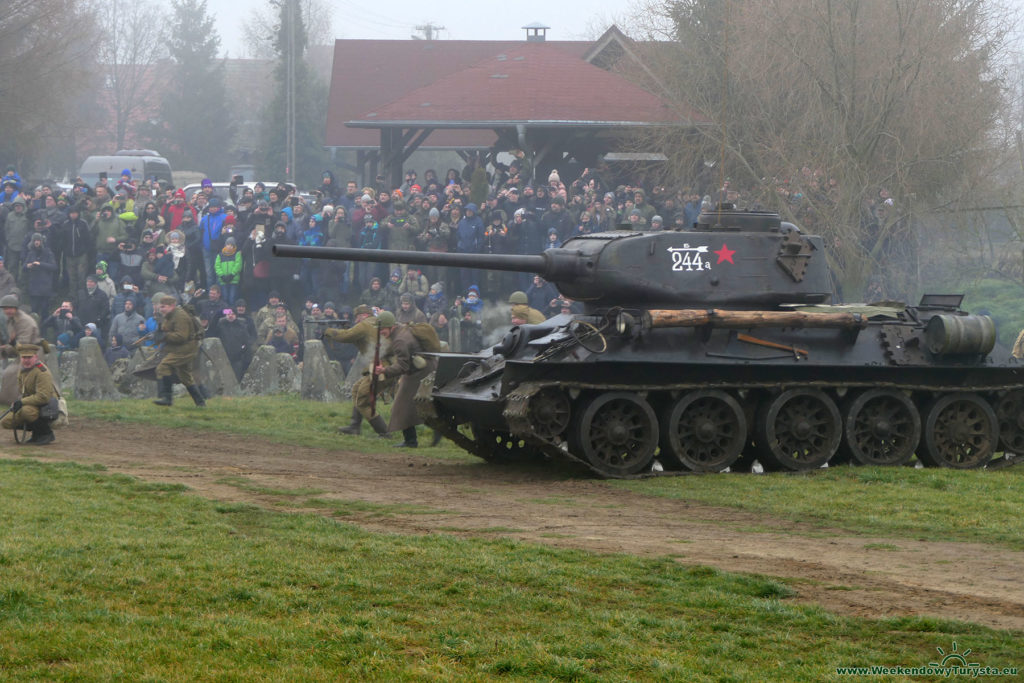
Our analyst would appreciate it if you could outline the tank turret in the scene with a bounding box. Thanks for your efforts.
[273,209,832,309]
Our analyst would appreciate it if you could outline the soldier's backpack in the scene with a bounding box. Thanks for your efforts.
[408,322,442,352]
[183,303,205,342]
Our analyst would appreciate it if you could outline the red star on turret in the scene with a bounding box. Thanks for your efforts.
[714,243,736,264]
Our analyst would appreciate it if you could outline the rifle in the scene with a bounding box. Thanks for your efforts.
[128,332,154,349]
[369,318,381,417]
[0,403,18,421]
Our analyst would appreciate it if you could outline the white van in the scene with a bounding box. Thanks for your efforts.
[77,150,173,189]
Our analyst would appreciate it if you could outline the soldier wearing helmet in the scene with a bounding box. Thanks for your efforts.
[0,294,46,404]
[508,290,546,325]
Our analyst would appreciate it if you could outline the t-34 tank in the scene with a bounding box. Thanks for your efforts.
[275,208,1024,477]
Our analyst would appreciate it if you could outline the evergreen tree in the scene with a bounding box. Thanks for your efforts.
[259,0,329,187]
[152,0,234,178]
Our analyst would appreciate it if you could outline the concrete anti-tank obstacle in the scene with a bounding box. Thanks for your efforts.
[197,337,240,397]
[300,340,344,401]
[73,337,121,400]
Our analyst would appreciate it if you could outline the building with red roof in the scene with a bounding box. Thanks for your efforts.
[325,26,705,186]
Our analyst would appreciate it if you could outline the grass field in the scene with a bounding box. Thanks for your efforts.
[0,458,1020,681]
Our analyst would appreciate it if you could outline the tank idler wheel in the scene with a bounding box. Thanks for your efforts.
[660,390,747,472]
[470,426,537,463]
[755,389,842,471]
[840,389,920,467]
[573,392,658,476]
[569,320,608,354]
[994,390,1024,455]
[528,388,572,439]
[919,392,997,469]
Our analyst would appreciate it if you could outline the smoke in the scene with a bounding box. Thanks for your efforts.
[481,303,514,347]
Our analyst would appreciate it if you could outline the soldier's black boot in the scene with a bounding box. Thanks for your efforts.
[368,415,389,436]
[28,419,54,445]
[394,426,418,448]
[153,376,173,406]
[186,385,206,407]
[338,406,363,435]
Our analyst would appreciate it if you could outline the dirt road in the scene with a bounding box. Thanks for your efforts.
[5,419,1023,630]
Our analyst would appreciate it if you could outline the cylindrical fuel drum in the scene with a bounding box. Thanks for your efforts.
[924,314,996,355]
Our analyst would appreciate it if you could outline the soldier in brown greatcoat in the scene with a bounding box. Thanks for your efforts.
[153,295,205,407]
[373,313,439,448]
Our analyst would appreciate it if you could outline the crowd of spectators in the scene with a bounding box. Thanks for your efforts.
[3,157,888,378]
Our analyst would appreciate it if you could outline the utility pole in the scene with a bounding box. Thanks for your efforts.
[285,0,297,182]
[412,23,444,41]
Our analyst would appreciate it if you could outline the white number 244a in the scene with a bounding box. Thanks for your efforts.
[671,250,707,271]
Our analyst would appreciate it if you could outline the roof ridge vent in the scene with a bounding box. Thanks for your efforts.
[522,22,549,42]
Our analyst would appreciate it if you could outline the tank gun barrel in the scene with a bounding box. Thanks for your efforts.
[274,244,565,278]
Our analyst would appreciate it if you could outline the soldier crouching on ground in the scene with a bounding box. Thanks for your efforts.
[153,295,206,407]
[2,343,57,444]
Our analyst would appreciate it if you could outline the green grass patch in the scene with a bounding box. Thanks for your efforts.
[616,464,1024,549]
[0,459,1020,681]
[68,396,478,462]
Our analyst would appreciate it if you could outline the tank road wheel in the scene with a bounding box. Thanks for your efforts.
[660,390,747,472]
[574,392,658,476]
[840,389,921,467]
[994,390,1024,455]
[919,393,997,469]
[470,426,537,463]
[755,389,842,471]
[528,388,572,439]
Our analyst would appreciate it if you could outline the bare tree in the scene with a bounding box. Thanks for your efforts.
[241,0,334,59]
[93,0,171,150]
[0,0,99,171]
[629,0,1017,300]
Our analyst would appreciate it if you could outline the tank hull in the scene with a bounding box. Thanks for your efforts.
[418,307,1024,477]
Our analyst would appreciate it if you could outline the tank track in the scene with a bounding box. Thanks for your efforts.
[417,377,1024,479]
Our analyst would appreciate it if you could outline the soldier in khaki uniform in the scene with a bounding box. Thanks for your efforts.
[326,305,389,435]
[153,295,205,407]
[2,343,58,444]
[339,311,396,437]
[1,293,46,404]
[508,291,546,325]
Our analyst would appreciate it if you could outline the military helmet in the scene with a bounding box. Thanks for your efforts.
[0,294,20,308]
[508,291,528,305]
[376,311,396,328]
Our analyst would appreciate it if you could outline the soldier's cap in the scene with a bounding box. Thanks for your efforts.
[159,295,177,305]
[353,304,371,317]
[0,294,20,308]
[508,290,528,305]
[17,343,40,357]
[375,310,396,328]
